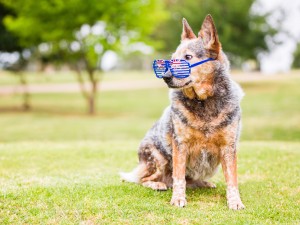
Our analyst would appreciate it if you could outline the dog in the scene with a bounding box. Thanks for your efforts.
[121,14,245,210]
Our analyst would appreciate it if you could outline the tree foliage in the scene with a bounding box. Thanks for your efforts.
[1,0,166,66]
[153,0,276,65]
[0,0,166,114]
[0,2,21,52]
[0,2,31,111]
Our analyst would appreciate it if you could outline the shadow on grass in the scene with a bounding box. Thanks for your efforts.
[112,181,227,207]
[0,106,29,113]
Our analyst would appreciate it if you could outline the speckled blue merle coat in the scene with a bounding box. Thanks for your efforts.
[121,15,245,210]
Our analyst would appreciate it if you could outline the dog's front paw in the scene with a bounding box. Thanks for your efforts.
[170,196,187,207]
[228,198,245,210]
[226,186,245,210]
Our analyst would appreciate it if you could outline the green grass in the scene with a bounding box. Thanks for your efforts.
[241,78,300,141]
[0,142,299,224]
[0,72,300,224]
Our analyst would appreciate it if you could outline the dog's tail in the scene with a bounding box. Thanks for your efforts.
[120,163,147,183]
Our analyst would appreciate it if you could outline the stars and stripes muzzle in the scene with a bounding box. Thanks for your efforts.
[152,58,214,79]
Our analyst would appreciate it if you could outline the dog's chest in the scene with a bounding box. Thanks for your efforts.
[184,129,223,180]
[186,149,219,180]
[171,101,229,180]
[169,90,237,180]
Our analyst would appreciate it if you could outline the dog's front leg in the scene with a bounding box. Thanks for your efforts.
[170,140,187,207]
[221,144,245,210]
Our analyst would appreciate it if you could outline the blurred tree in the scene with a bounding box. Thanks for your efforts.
[0,2,31,110]
[153,0,276,68]
[0,2,21,52]
[292,42,300,68]
[1,0,166,114]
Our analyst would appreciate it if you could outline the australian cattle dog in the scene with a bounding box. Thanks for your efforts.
[121,14,245,210]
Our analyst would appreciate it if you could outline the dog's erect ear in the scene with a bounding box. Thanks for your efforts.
[181,18,196,40]
[198,14,221,59]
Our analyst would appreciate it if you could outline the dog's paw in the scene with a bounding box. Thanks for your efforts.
[228,199,245,210]
[142,181,168,191]
[201,181,216,188]
[226,186,245,210]
[170,196,187,207]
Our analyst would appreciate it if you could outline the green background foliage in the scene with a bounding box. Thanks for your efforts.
[292,42,300,68]
[0,2,21,52]
[1,0,167,68]
[153,0,275,65]
[0,0,276,67]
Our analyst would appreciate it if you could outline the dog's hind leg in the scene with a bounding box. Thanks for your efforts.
[121,163,168,191]
[121,145,171,190]
[140,148,171,190]
[120,145,157,183]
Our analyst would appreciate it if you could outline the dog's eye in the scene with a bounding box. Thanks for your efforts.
[185,54,193,60]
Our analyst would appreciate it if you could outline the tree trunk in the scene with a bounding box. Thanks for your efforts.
[88,94,95,114]
[74,65,99,115]
[18,72,31,111]
[87,69,98,115]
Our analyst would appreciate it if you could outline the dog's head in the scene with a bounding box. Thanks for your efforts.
[163,14,229,100]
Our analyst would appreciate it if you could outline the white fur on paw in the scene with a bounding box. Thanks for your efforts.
[228,199,245,210]
[170,196,187,208]
[226,186,245,210]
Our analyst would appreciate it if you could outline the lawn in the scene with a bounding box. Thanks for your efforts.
[0,72,300,224]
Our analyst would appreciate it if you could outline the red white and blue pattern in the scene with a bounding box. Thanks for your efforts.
[152,58,214,79]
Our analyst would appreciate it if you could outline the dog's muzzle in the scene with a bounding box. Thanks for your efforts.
[163,74,192,88]
[162,71,173,86]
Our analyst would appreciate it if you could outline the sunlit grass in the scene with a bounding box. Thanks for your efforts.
[0,141,299,224]
[241,77,300,141]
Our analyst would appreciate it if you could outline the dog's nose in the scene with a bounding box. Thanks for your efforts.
[163,71,173,84]
[163,71,172,78]
[163,76,172,83]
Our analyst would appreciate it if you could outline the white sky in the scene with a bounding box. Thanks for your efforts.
[255,0,300,73]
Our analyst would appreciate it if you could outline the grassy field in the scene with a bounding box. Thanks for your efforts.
[0,72,300,224]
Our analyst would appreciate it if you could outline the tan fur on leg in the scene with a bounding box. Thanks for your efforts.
[170,141,187,207]
[221,145,245,210]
